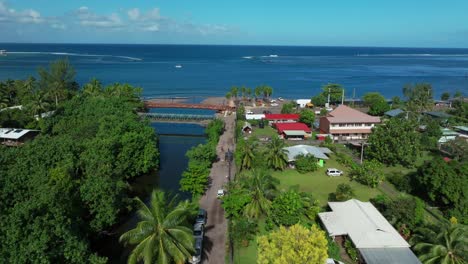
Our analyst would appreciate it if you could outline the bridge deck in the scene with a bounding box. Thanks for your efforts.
[144,101,231,111]
[140,112,215,121]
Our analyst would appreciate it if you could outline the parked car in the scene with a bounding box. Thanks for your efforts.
[326,168,343,177]
[271,103,279,106]
[277,97,284,101]
[189,237,203,264]
[326,259,345,264]
[246,110,254,114]
[193,223,204,239]
[270,99,277,103]
[195,209,207,225]
[217,189,225,198]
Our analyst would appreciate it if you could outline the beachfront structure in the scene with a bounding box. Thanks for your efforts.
[283,145,331,163]
[319,105,380,141]
[274,122,311,139]
[0,128,39,147]
[264,114,299,124]
[319,199,421,264]
[296,99,313,108]
[245,114,265,120]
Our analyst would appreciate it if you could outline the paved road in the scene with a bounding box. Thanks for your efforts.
[199,112,236,264]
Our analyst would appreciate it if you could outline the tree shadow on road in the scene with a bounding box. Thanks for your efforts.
[201,232,214,262]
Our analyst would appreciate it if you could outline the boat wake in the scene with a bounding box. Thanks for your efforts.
[6,51,142,61]
[356,53,468,57]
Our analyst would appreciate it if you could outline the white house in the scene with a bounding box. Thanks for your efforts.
[319,199,421,264]
[296,99,312,108]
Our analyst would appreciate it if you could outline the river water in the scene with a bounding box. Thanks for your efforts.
[99,121,208,263]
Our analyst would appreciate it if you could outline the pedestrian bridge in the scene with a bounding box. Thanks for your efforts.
[144,101,232,111]
[140,112,215,122]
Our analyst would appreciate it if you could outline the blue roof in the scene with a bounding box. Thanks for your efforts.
[384,108,404,117]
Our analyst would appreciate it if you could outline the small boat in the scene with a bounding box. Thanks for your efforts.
[269,54,278,58]
[0,50,6,56]
[175,65,182,68]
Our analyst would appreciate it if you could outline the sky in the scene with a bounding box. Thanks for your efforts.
[1,0,467,47]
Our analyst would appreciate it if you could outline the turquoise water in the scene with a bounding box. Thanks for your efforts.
[0,43,467,99]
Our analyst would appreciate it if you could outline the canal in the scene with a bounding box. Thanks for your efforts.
[101,110,214,263]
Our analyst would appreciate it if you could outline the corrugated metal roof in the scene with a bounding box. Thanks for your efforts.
[283,145,330,161]
[384,108,404,117]
[276,122,311,133]
[326,105,381,124]
[360,248,421,264]
[283,130,306,136]
[0,128,37,140]
[319,199,410,248]
[265,114,300,120]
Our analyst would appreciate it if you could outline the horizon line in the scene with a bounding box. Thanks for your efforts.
[0,42,467,50]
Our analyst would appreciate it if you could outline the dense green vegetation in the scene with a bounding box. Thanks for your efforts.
[0,60,159,263]
[179,119,224,197]
[363,92,390,116]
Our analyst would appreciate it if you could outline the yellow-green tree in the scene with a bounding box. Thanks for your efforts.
[257,224,328,264]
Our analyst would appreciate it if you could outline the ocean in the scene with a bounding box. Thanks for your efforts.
[1,43,467,99]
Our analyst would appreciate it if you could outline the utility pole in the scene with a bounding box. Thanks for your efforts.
[327,87,331,107]
[341,89,345,105]
[360,141,365,164]
[352,88,356,107]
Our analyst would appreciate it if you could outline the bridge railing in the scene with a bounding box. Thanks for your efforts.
[140,113,215,121]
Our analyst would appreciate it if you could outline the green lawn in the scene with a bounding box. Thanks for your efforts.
[272,158,383,206]
[250,126,277,138]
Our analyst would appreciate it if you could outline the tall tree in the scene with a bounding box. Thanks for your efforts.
[120,190,194,264]
[82,78,103,97]
[412,224,467,264]
[39,59,77,107]
[299,109,315,126]
[363,92,390,116]
[241,169,279,219]
[322,83,344,104]
[441,92,450,101]
[265,137,289,170]
[238,137,257,171]
[257,224,328,264]
[403,83,434,113]
[367,118,421,167]
[254,86,263,100]
[230,86,239,101]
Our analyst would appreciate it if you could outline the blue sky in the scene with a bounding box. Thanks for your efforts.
[1,0,467,47]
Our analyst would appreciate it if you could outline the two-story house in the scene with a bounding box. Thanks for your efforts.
[319,105,380,141]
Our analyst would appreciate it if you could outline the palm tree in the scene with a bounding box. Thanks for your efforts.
[230,86,238,101]
[265,137,289,170]
[82,78,103,97]
[239,138,257,171]
[241,169,279,219]
[120,190,195,264]
[0,83,9,109]
[411,223,467,264]
[254,86,263,101]
[29,91,50,118]
[246,87,252,101]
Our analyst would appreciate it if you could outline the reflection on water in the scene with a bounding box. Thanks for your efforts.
[99,123,206,263]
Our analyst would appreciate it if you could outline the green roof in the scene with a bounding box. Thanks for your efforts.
[283,130,306,136]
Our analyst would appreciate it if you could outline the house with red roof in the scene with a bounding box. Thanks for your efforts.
[319,105,380,141]
[275,122,311,139]
[264,114,300,124]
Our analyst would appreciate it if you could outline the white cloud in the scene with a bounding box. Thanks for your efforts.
[127,8,140,21]
[142,24,159,32]
[76,6,123,28]
[0,2,44,24]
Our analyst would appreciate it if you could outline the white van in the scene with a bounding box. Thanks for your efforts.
[326,168,343,177]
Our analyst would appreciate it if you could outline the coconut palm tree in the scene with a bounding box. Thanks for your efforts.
[239,138,257,171]
[0,83,9,109]
[411,223,467,264]
[29,91,50,118]
[230,86,238,101]
[241,169,279,219]
[119,190,195,264]
[82,78,103,97]
[254,86,263,101]
[265,137,289,170]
